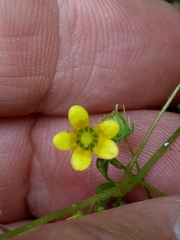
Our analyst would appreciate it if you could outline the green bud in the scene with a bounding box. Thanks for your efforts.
[102,105,134,142]
[96,206,105,212]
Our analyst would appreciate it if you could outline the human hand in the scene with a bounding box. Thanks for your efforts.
[0,0,180,239]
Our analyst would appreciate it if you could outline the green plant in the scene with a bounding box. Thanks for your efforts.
[0,84,179,239]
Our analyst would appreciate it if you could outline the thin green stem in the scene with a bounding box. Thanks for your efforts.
[1,128,179,239]
[140,180,165,196]
[86,203,96,215]
[122,127,180,193]
[0,187,119,239]
[124,138,134,157]
[1,86,179,239]
[111,159,165,197]
[127,84,180,172]
[124,138,152,198]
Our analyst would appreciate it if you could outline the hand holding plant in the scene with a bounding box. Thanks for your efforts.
[1,84,179,239]
[0,0,180,239]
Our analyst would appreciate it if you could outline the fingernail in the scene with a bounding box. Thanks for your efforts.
[174,214,180,240]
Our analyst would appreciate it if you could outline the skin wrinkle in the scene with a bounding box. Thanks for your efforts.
[17,197,179,240]
[83,2,135,103]
[0,1,178,114]
[0,0,179,238]
[68,221,104,240]
[0,116,35,223]
[0,0,59,116]
[42,2,180,114]
[24,110,180,220]
[39,199,178,240]
[26,115,70,218]
[73,4,98,96]
[117,211,153,238]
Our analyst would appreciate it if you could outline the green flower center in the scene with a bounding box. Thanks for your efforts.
[76,126,98,150]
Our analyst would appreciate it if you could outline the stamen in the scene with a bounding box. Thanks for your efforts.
[84,126,89,132]
[76,127,98,150]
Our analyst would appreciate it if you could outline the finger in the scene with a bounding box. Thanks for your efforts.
[0,116,34,223]
[0,0,180,116]
[12,196,180,240]
[44,0,180,115]
[0,0,59,116]
[1,110,178,223]
[27,111,180,219]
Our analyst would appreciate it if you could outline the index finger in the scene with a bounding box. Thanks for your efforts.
[0,0,180,116]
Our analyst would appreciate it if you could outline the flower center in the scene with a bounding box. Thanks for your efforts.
[76,127,98,150]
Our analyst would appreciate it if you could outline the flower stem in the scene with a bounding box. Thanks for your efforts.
[111,158,166,197]
[124,138,152,198]
[127,84,180,172]
[1,85,179,239]
[1,128,179,239]
[122,127,180,193]
[0,186,120,239]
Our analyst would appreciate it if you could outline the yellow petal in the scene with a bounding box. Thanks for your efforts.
[94,120,120,139]
[93,137,119,159]
[71,147,92,171]
[53,131,76,150]
[68,105,90,130]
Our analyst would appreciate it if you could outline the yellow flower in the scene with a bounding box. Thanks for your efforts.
[53,105,120,171]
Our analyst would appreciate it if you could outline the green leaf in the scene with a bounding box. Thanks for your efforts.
[96,158,113,181]
[111,197,127,208]
[102,105,134,142]
[95,182,115,206]
[110,158,126,170]
[95,182,115,194]
[96,206,105,212]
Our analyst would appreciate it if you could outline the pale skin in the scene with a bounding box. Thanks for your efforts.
[0,0,180,239]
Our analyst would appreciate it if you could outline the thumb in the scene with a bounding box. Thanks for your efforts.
[13,196,180,240]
